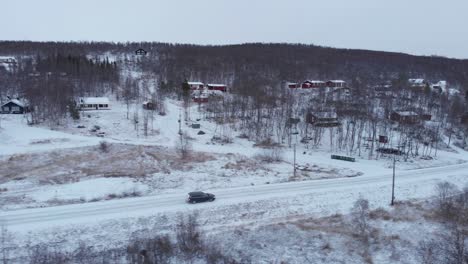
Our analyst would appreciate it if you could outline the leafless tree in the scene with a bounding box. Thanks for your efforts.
[435,181,459,219]
[350,198,371,241]
[176,213,203,262]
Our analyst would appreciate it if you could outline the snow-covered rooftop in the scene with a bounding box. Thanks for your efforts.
[207,84,227,86]
[188,82,204,86]
[328,80,346,83]
[394,111,418,116]
[79,97,110,104]
[0,56,16,62]
[1,99,25,107]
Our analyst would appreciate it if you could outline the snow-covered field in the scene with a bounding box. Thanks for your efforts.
[1,98,468,263]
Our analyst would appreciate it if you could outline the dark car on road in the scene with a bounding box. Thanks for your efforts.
[186,192,215,203]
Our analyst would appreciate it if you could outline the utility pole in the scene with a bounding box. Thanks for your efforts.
[293,143,297,178]
[391,154,396,206]
[292,125,299,178]
[178,110,182,135]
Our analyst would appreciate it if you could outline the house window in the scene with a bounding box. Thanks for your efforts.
[103,104,108,107]
[12,106,20,112]
[2,106,9,112]
[99,104,103,108]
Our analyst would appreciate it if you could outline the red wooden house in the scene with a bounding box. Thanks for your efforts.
[287,82,299,89]
[207,84,227,92]
[193,95,209,103]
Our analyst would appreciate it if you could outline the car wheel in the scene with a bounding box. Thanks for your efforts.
[210,198,215,202]
[191,200,197,204]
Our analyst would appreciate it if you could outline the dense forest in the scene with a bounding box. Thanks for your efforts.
[1,41,468,91]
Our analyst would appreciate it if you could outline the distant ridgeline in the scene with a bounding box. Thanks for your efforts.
[1,41,468,92]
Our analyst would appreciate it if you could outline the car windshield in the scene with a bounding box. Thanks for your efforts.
[189,192,205,197]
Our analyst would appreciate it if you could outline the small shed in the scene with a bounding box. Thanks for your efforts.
[142,101,156,110]
[135,48,147,55]
[78,97,111,110]
[379,135,389,143]
[1,99,28,114]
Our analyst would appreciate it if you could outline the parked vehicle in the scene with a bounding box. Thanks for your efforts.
[186,192,215,204]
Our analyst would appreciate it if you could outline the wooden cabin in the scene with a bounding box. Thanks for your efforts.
[1,99,28,114]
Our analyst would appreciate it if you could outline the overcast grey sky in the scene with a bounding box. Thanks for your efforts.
[3,0,468,58]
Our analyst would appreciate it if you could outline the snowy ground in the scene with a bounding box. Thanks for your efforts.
[1,98,467,212]
[1,98,468,263]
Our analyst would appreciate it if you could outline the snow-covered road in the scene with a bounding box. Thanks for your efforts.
[1,162,467,231]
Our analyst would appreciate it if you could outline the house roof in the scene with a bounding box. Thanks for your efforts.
[79,97,110,104]
[304,80,324,84]
[207,83,226,87]
[394,111,418,116]
[328,80,346,83]
[188,81,204,86]
[0,56,16,63]
[1,99,25,108]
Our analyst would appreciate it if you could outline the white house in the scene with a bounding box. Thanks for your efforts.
[78,97,111,110]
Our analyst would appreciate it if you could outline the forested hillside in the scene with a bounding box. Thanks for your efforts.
[1,41,468,155]
[1,41,468,92]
